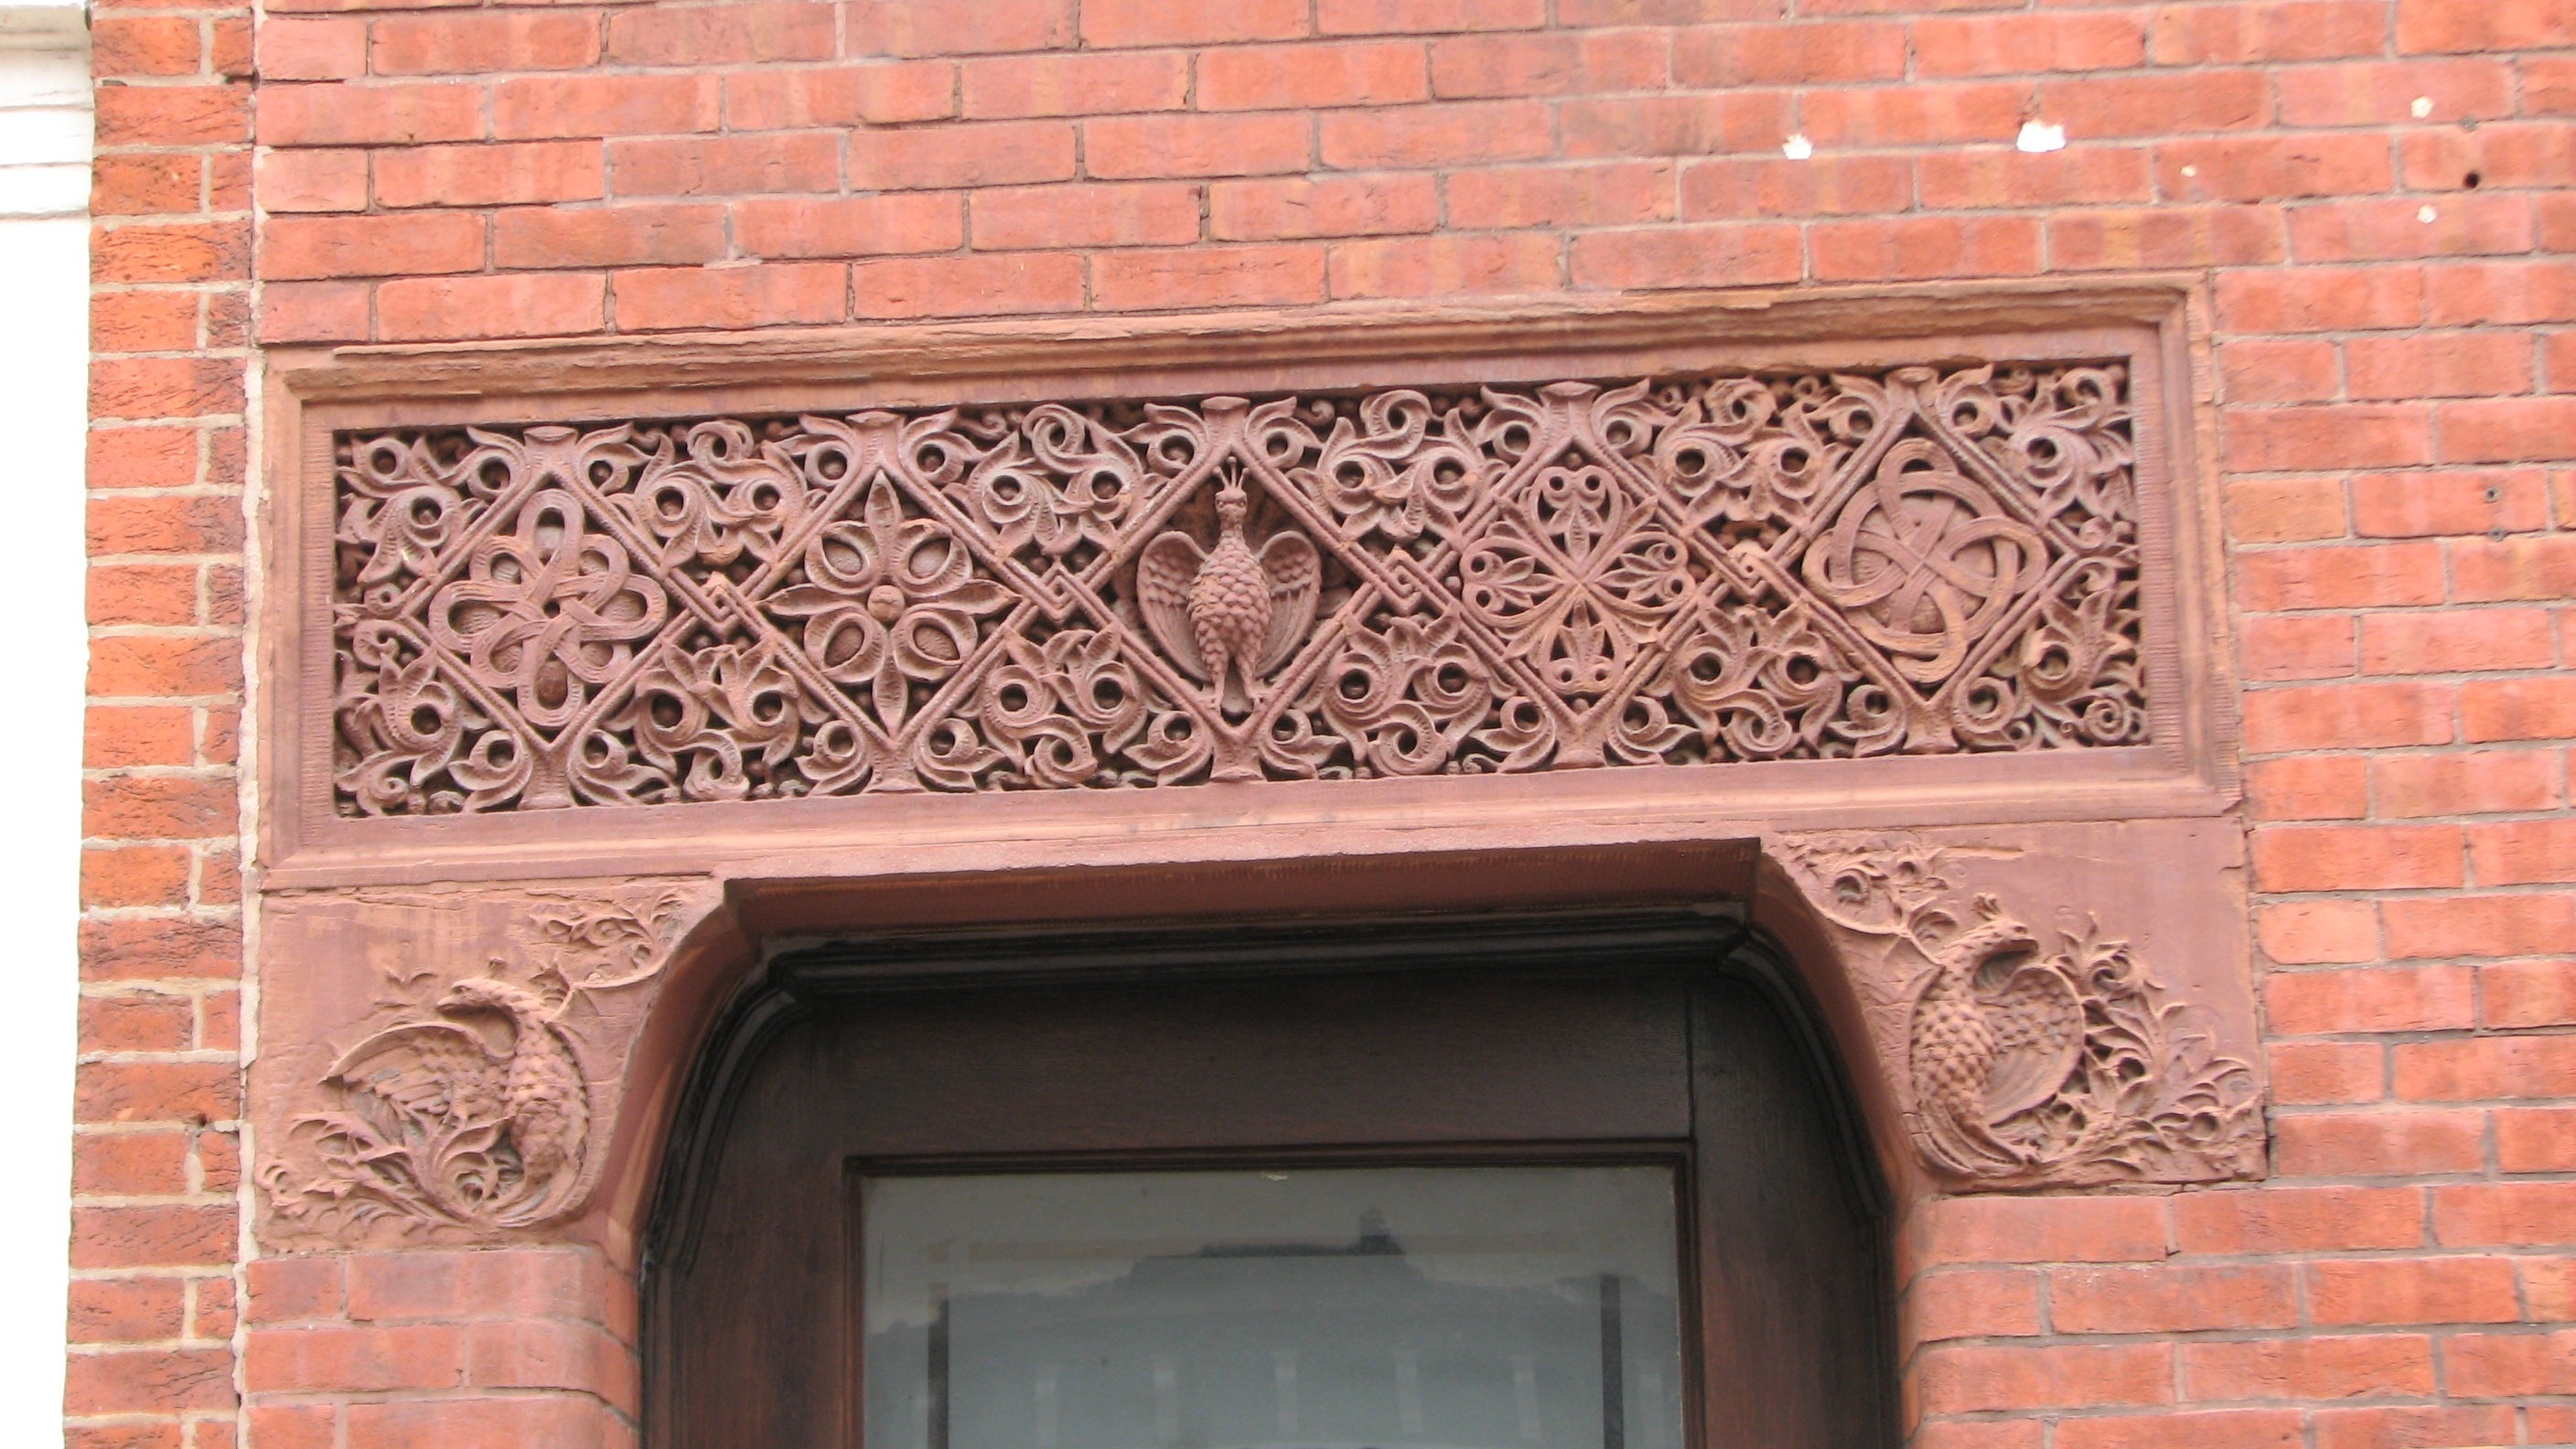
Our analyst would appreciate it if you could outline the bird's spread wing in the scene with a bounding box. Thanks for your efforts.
[1977,964,2084,1122]
[1257,531,1323,673]
[1137,532,1208,681]
[329,1021,509,1128]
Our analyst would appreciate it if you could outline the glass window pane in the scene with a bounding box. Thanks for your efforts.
[863,1165,1685,1449]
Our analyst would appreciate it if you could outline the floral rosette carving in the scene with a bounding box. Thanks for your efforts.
[330,360,2151,815]
[1779,837,2261,1187]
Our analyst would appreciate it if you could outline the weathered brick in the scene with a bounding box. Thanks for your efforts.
[2183,1335,2436,1401]
[255,83,479,147]
[854,122,1081,189]
[2050,1265,2299,1335]
[1334,232,1566,298]
[1688,154,1909,217]
[608,134,842,199]
[847,0,1075,57]
[494,75,720,141]
[1567,224,1799,290]
[2484,958,2576,1027]
[2252,824,2464,893]
[1209,175,1439,241]
[849,252,1087,319]
[259,212,484,281]
[377,274,607,343]
[2375,751,2565,817]
[1091,244,1327,311]
[1813,215,2044,281]
[2362,609,2558,674]
[2385,892,2576,959]
[494,205,728,269]
[970,184,1192,252]
[961,51,1188,118]
[371,11,600,74]
[1433,31,1667,97]
[2395,1034,2576,1100]
[605,2,834,66]
[1918,1343,2174,1413]
[1200,41,1427,110]
[2305,1257,2521,1326]
[1902,1268,2043,1347]
[725,63,958,129]
[2274,1107,2486,1175]
[2265,965,2476,1034]
[738,194,966,259]
[1923,13,2144,75]
[1082,0,1308,46]
[613,263,847,331]
[2246,754,2367,819]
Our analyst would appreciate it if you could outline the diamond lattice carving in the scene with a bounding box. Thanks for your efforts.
[330,361,2145,815]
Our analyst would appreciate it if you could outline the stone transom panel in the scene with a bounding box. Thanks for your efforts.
[330,360,2144,816]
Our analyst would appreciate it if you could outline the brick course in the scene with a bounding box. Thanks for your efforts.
[81,0,251,1438]
[80,0,2576,1444]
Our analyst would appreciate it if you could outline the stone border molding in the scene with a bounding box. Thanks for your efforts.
[258,288,2234,886]
[244,292,2260,1250]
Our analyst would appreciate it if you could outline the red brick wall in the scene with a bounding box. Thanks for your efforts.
[80,0,2576,1445]
[79,0,250,1444]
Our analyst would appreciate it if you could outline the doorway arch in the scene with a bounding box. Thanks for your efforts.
[643,908,1894,1449]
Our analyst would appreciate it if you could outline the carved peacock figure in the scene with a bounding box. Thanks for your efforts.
[1779,836,2262,1186]
[261,893,687,1234]
[317,970,592,1229]
[1138,466,1321,714]
[1906,895,2085,1177]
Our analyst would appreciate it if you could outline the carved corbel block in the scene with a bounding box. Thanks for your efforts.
[252,879,722,1247]
[1773,819,2266,1189]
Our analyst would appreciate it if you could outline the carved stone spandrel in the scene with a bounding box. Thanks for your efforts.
[1766,819,2265,1190]
[251,878,723,1250]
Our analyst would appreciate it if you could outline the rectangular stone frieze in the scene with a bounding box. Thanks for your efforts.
[330,360,2152,815]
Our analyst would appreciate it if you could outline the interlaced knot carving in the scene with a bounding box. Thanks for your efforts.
[331,361,2147,814]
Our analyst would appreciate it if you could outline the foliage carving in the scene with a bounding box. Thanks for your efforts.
[1780,837,2260,1187]
[331,363,2146,813]
[257,891,689,1232]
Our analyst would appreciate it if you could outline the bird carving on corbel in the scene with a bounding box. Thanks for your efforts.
[260,891,693,1236]
[1137,463,1322,714]
[1905,894,2087,1177]
[320,967,590,1229]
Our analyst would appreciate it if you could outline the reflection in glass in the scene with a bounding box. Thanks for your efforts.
[863,1165,1685,1449]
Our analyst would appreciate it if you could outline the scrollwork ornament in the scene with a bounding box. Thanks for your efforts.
[330,359,2151,815]
[1779,836,2261,1188]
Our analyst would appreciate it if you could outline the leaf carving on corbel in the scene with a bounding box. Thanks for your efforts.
[1779,836,2261,1187]
[257,888,692,1236]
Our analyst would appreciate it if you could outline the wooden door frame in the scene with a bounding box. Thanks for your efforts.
[641,906,1894,1449]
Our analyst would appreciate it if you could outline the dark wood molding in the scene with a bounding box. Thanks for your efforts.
[641,907,1894,1449]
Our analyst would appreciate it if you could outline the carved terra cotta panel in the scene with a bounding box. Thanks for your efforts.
[249,821,2265,1245]
[327,360,2148,814]
[253,303,2259,1246]
[1772,822,2262,1189]
[255,881,722,1243]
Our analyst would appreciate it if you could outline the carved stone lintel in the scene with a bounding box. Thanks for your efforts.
[329,361,2146,815]
[256,883,715,1241]
[1777,832,2262,1189]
